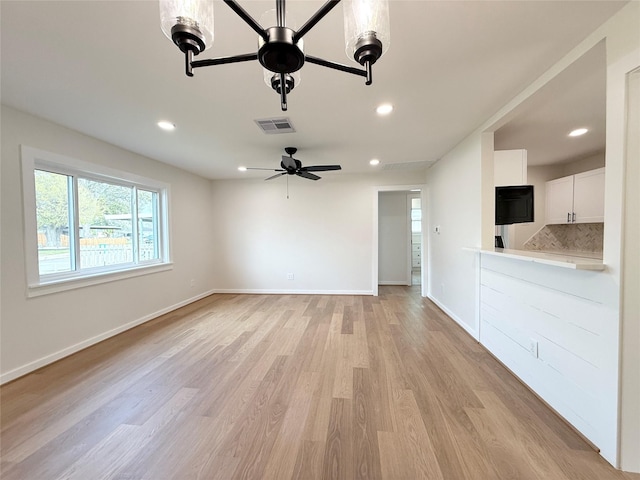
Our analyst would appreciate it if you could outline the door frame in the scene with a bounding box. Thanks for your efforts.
[372,184,427,296]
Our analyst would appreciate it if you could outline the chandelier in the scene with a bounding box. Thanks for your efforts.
[159,0,390,111]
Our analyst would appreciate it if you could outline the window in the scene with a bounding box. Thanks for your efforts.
[411,197,422,233]
[22,146,171,295]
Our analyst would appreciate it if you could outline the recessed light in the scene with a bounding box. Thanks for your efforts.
[238,166,247,172]
[376,103,393,115]
[157,121,176,131]
[569,128,588,137]
[370,159,380,166]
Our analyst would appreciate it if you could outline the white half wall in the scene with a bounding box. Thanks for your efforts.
[0,106,216,383]
[209,171,420,295]
[479,253,619,462]
[378,191,409,285]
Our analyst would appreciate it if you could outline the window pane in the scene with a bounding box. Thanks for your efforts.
[412,220,422,233]
[411,209,422,221]
[78,179,133,268]
[411,198,421,209]
[35,170,72,274]
[138,189,159,261]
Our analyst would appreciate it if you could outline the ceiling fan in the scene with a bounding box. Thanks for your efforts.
[247,147,342,181]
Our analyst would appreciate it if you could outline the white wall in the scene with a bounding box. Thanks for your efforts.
[426,134,482,338]
[209,171,420,295]
[0,106,216,383]
[562,151,606,176]
[620,69,640,473]
[378,191,409,285]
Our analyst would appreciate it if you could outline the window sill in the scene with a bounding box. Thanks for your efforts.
[27,262,174,298]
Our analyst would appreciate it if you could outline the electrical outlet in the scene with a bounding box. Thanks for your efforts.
[528,338,539,358]
[287,273,294,280]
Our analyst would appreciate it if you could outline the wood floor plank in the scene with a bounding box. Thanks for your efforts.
[378,431,414,479]
[2,288,637,480]
[292,440,324,480]
[392,389,444,480]
[262,371,320,480]
[352,367,383,480]
[322,397,353,480]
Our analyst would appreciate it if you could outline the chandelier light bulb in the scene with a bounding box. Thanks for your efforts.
[343,0,390,67]
[159,0,214,51]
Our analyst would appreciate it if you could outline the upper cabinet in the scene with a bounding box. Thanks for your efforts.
[494,149,527,186]
[545,168,605,224]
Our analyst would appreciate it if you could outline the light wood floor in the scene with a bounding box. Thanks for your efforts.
[1,287,638,480]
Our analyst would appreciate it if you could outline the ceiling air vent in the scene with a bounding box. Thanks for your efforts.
[382,160,432,171]
[254,117,296,134]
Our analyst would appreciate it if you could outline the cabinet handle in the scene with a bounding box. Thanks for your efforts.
[572,212,576,223]
[567,212,571,223]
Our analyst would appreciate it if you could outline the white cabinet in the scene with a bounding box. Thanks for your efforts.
[546,175,575,224]
[411,244,421,268]
[573,169,606,223]
[494,149,527,186]
[545,168,605,224]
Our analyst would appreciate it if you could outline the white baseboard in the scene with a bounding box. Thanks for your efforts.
[427,293,479,340]
[212,288,374,296]
[0,289,216,385]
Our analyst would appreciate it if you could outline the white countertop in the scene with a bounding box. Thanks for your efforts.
[473,248,605,271]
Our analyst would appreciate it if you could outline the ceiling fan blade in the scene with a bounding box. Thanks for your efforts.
[300,165,342,172]
[246,167,285,171]
[264,172,287,181]
[281,155,297,169]
[296,171,321,181]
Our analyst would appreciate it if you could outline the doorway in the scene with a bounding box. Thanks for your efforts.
[373,185,426,296]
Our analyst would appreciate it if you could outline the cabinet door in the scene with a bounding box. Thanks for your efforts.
[545,176,574,224]
[573,168,605,223]
[494,150,527,186]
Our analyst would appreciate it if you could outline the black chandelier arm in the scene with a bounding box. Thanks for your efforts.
[223,0,268,42]
[191,53,259,69]
[305,55,368,80]
[293,0,341,43]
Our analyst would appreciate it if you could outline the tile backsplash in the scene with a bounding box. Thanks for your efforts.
[523,223,604,256]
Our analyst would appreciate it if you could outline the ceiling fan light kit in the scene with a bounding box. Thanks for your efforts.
[159,0,390,111]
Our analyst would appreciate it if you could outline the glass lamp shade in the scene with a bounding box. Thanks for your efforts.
[259,8,297,29]
[159,0,214,51]
[343,0,390,63]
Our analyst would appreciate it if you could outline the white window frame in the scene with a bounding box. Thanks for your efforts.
[21,145,172,297]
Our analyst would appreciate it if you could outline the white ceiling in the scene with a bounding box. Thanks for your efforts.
[495,40,607,166]
[0,1,625,179]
